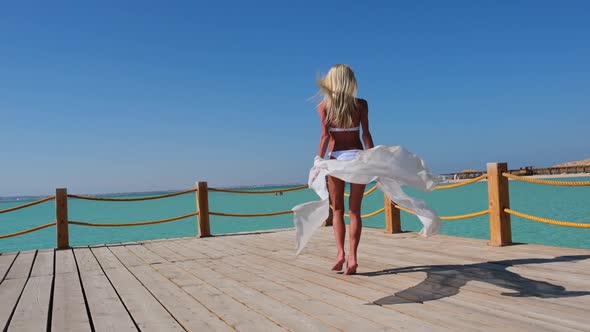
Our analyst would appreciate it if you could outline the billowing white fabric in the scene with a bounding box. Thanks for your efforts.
[292,145,442,255]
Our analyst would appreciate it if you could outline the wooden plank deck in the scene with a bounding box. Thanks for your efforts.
[1,227,589,331]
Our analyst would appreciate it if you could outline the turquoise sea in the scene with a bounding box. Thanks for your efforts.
[1,178,589,253]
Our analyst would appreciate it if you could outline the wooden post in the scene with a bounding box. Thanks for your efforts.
[384,194,402,233]
[487,162,512,246]
[196,181,211,237]
[56,188,69,249]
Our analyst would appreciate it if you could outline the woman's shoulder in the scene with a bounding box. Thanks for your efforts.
[317,100,327,112]
[317,100,328,121]
[356,98,368,111]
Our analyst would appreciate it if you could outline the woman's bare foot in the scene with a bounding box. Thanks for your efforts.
[331,255,346,271]
[344,261,358,275]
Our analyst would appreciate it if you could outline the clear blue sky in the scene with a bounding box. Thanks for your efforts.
[1,1,589,196]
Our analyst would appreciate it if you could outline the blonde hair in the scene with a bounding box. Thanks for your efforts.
[317,64,358,128]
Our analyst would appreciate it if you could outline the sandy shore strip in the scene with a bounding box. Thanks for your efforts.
[441,172,590,184]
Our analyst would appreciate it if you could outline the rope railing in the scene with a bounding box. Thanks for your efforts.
[343,175,486,197]
[504,209,590,228]
[394,204,489,220]
[434,174,488,190]
[440,209,489,220]
[210,206,385,219]
[502,173,590,186]
[394,205,417,215]
[208,185,308,194]
[69,212,199,227]
[343,207,385,218]
[209,210,293,217]
[2,161,588,250]
[344,185,378,197]
[0,222,57,239]
[67,188,198,202]
[0,196,55,214]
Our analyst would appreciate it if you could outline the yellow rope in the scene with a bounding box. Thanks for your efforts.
[394,205,417,215]
[502,173,590,186]
[344,185,378,197]
[70,212,199,227]
[504,208,590,228]
[0,196,55,214]
[440,209,489,220]
[0,222,56,239]
[435,174,488,190]
[343,207,385,218]
[208,185,308,194]
[394,205,489,220]
[209,210,294,217]
[68,188,197,201]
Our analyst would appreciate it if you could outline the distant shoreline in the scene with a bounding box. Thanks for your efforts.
[527,173,590,179]
[442,173,590,184]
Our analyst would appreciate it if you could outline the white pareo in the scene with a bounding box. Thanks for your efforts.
[292,145,442,255]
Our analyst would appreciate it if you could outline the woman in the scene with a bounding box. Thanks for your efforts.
[292,65,441,275]
[316,64,373,275]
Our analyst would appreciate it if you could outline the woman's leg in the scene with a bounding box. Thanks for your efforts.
[328,175,346,271]
[345,182,366,275]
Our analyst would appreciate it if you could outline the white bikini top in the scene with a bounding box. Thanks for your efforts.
[328,126,360,132]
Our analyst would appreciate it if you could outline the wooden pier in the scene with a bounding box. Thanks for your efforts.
[2,162,589,331]
[1,227,589,331]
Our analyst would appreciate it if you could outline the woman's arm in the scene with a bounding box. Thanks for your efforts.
[317,102,331,158]
[360,99,374,149]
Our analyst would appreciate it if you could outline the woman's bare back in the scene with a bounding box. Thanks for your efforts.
[318,98,372,154]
